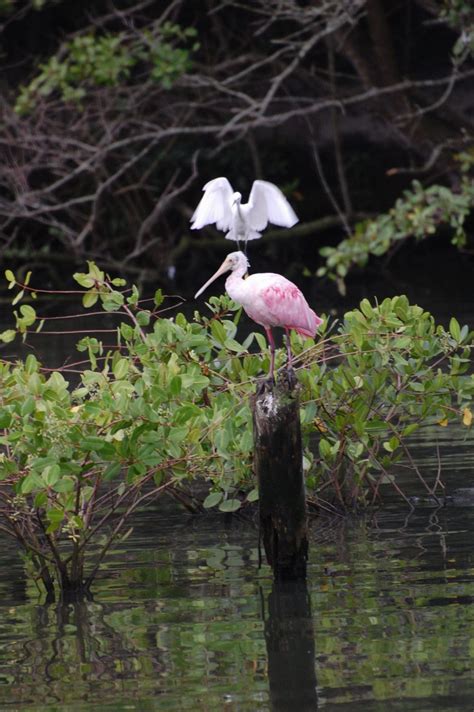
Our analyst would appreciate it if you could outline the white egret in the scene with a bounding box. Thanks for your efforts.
[190,177,298,244]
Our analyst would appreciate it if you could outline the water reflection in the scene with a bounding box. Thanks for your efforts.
[2,502,474,709]
[263,581,318,711]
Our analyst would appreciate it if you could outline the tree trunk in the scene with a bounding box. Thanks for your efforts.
[252,372,309,580]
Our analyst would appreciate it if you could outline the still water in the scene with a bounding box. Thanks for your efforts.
[1,245,474,710]
[2,469,474,711]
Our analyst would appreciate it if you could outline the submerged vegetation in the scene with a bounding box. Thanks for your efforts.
[0,263,472,595]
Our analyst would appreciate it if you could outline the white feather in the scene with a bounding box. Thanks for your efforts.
[190,177,299,241]
[245,180,298,231]
[190,177,234,231]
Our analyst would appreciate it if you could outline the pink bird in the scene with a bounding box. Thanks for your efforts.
[195,251,323,377]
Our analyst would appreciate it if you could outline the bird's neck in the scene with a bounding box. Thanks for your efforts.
[233,200,243,220]
[225,266,248,302]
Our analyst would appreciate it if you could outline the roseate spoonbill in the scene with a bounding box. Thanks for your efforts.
[190,177,298,245]
[195,251,323,377]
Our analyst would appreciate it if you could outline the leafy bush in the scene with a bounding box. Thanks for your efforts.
[297,296,473,506]
[0,264,472,595]
[15,22,199,114]
[318,152,474,293]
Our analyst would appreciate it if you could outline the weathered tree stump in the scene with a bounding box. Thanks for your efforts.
[252,371,308,580]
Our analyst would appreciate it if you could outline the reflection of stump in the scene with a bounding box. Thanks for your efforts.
[252,371,308,580]
[264,581,318,711]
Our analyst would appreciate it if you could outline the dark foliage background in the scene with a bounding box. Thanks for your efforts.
[0,0,473,297]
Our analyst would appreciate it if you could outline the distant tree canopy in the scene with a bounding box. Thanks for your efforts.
[0,0,473,289]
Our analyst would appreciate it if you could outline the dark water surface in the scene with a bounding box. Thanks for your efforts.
[2,469,474,711]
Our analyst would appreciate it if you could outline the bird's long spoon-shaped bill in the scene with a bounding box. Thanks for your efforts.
[194,258,231,299]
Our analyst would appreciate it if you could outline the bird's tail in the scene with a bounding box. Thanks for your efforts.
[225,229,262,241]
[294,311,324,338]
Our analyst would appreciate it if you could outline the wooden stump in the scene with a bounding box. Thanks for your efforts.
[252,371,308,580]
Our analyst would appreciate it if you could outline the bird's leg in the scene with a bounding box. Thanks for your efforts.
[283,328,297,389]
[264,327,276,382]
[284,328,293,368]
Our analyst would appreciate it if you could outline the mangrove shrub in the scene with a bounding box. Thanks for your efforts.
[0,263,472,595]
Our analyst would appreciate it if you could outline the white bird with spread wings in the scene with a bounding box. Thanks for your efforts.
[190,177,298,244]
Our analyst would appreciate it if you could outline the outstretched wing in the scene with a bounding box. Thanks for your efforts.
[245,180,298,231]
[190,177,234,231]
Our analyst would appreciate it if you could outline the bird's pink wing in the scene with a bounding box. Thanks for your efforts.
[259,278,322,337]
[190,177,234,231]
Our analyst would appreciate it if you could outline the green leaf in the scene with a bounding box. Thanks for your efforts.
[225,338,244,352]
[34,492,48,508]
[0,411,12,428]
[121,323,134,341]
[175,313,187,328]
[0,330,16,343]
[82,436,106,451]
[154,289,164,307]
[219,498,241,513]
[46,508,64,533]
[449,317,461,341]
[113,358,129,380]
[389,436,399,451]
[241,333,254,350]
[20,304,36,326]
[247,488,259,502]
[28,373,42,396]
[254,332,267,351]
[12,289,24,306]
[127,285,140,306]
[46,371,68,394]
[240,430,253,452]
[173,404,202,425]
[402,423,418,437]
[21,396,36,417]
[21,473,44,494]
[319,438,332,459]
[102,292,124,312]
[87,262,104,280]
[73,273,95,288]
[211,320,226,344]
[25,355,38,374]
[169,375,182,397]
[136,310,151,326]
[181,371,210,390]
[5,269,15,283]
[83,290,99,308]
[203,491,223,509]
[103,462,122,481]
[359,299,374,319]
[53,477,76,493]
[383,437,399,453]
[42,464,60,487]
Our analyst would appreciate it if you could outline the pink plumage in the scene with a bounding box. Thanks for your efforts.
[241,273,322,337]
[195,251,323,377]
